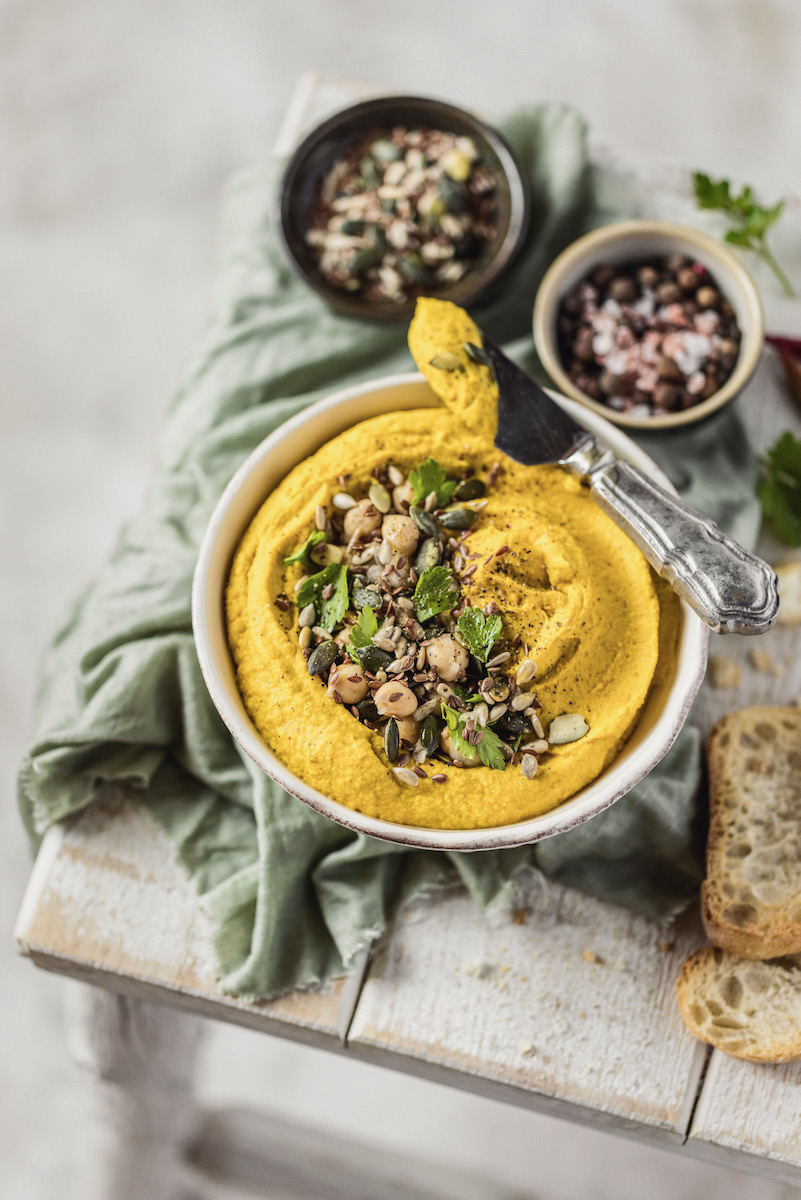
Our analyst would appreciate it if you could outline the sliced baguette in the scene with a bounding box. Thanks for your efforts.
[702,706,801,959]
[677,945,801,1062]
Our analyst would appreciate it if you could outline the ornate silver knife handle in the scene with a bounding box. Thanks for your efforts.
[562,436,779,635]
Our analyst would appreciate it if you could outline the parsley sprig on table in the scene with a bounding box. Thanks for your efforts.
[693,172,794,297]
[757,431,801,546]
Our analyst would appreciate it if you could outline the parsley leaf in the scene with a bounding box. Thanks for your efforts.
[296,563,349,632]
[693,172,794,297]
[457,606,502,663]
[476,724,507,771]
[409,457,458,507]
[441,702,506,771]
[757,431,801,546]
[348,605,378,654]
[413,565,460,623]
[441,702,478,763]
[284,529,329,566]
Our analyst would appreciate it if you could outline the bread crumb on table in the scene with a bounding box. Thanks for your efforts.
[582,949,604,965]
[708,654,742,688]
[748,648,785,676]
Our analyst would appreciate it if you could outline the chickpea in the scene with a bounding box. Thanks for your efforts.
[374,680,418,717]
[327,663,368,704]
[381,514,419,557]
[395,715,420,746]
[343,498,382,541]
[440,727,481,768]
[392,481,415,512]
[426,634,468,682]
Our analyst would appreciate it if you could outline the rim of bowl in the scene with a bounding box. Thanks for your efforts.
[277,94,531,322]
[192,372,708,852]
[533,219,764,431]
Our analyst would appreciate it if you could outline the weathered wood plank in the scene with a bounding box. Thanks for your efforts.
[347,884,709,1144]
[14,787,346,1048]
[688,1051,801,1186]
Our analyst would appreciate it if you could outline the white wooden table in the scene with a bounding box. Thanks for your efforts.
[15,73,801,1200]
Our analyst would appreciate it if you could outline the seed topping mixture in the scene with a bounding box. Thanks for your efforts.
[557,253,742,417]
[305,125,498,304]
[284,453,587,784]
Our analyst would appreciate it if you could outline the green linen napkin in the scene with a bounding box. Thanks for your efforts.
[18,103,760,1000]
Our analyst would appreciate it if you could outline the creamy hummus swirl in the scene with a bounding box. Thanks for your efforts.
[226,401,669,830]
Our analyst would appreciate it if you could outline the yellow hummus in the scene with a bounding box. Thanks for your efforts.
[226,300,676,830]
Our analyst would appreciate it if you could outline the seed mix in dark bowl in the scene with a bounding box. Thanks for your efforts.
[282,451,589,788]
[304,126,498,305]
[557,253,742,417]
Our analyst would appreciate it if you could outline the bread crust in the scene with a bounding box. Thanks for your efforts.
[702,706,801,959]
[677,946,801,1063]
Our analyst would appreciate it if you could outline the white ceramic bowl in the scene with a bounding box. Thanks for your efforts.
[533,220,764,431]
[193,374,709,852]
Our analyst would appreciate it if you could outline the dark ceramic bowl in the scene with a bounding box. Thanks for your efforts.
[277,94,530,321]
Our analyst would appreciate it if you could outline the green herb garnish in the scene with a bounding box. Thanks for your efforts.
[457,606,502,663]
[413,565,460,623]
[284,529,329,566]
[409,457,458,507]
[296,563,349,632]
[441,702,506,771]
[693,172,794,297]
[441,702,477,762]
[348,605,378,655]
[475,724,508,771]
[757,431,801,546]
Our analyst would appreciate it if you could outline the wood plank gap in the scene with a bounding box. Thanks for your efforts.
[680,1043,713,1144]
[336,937,377,1046]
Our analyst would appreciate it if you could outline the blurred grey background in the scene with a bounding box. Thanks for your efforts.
[3,2,801,1197]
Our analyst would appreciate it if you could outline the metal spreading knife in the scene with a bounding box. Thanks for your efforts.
[484,338,779,635]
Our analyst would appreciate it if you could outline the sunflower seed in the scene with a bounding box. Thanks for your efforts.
[392,767,419,787]
[298,604,316,628]
[521,754,538,780]
[515,659,537,685]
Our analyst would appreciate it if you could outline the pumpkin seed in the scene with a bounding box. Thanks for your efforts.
[421,714,440,756]
[410,506,439,537]
[357,698,380,724]
[397,253,432,284]
[357,645,395,674]
[427,352,461,372]
[464,341,492,367]
[454,477,486,501]
[347,247,380,276]
[353,586,381,611]
[439,507,477,530]
[548,714,589,745]
[384,718,400,763]
[340,219,365,235]
[371,139,402,163]
[415,536,440,573]
[369,482,392,514]
[496,710,530,739]
[438,173,467,213]
[308,640,339,677]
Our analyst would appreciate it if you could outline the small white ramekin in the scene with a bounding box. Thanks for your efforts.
[533,219,764,431]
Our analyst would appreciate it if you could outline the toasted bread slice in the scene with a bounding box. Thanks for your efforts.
[678,945,801,1062]
[702,706,801,959]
